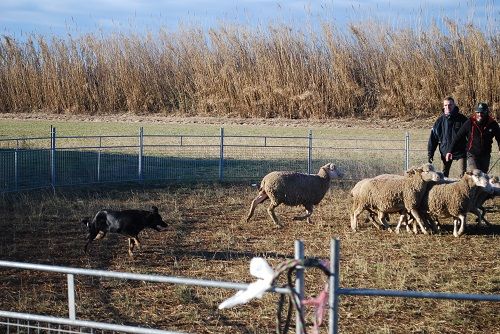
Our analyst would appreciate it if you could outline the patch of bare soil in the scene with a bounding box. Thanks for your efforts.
[0,112,435,129]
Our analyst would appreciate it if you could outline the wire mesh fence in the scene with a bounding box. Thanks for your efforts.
[3,126,495,194]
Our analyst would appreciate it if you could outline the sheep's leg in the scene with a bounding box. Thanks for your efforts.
[453,218,460,237]
[127,237,140,257]
[378,211,391,231]
[246,192,268,222]
[411,217,418,234]
[95,231,107,240]
[367,209,383,229]
[409,209,428,235]
[430,218,441,234]
[128,238,134,257]
[406,214,416,233]
[350,206,364,231]
[267,202,282,228]
[455,214,466,237]
[395,214,407,234]
[133,237,141,250]
[422,213,438,234]
[294,204,313,223]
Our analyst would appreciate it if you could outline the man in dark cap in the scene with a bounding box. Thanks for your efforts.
[446,102,500,173]
[428,96,467,177]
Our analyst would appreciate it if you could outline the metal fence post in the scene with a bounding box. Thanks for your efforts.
[67,274,76,320]
[295,240,304,334]
[14,139,19,191]
[139,127,144,182]
[404,132,410,172]
[50,126,56,190]
[97,136,102,183]
[329,238,340,334]
[307,130,312,174]
[219,127,224,182]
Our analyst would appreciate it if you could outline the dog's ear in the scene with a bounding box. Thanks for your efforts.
[151,206,159,214]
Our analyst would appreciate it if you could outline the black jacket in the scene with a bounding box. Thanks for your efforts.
[449,115,500,157]
[428,107,468,159]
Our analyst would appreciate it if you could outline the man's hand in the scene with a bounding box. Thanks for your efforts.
[445,153,453,161]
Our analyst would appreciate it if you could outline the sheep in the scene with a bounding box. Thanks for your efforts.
[350,163,442,234]
[350,174,405,230]
[413,169,491,237]
[246,163,342,227]
[472,175,500,226]
[350,166,443,232]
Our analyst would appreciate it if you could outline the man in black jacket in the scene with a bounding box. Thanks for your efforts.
[446,102,500,173]
[428,97,467,177]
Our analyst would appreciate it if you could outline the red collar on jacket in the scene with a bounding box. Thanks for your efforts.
[471,114,494,128]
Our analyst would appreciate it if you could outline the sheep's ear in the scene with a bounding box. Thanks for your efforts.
[151,206,159,213]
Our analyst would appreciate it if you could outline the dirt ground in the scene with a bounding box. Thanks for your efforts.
[0,182,499,334]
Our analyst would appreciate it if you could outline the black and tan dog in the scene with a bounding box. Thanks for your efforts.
[82,206,167,256]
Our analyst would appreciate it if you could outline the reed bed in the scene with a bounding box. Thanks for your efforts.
[0,17,498,119]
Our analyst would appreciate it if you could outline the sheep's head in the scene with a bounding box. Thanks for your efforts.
[466,169,491,191]
[412,167,442,182]
[489,176,500,196]
[321,163,343,179]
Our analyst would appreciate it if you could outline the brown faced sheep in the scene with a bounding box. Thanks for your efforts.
[350,163,442,234]
[246,163,342,227]
[415,169,491,237]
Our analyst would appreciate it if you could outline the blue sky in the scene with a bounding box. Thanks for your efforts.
[0,1,497,38]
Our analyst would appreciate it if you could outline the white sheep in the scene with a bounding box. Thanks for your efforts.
[415,169,491,237]
[471,175,500,226]
[350,163,442,234]
[246,163,342,227]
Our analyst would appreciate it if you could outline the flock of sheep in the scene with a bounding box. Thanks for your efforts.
[84,161,498,256]
[247,162,499,237]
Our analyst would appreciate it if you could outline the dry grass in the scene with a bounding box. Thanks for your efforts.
[0,16,498,119]
[0,181,498,333]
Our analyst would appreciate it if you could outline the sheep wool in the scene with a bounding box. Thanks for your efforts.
[246,163,342,227]
[421,169,491,237]
[350,163,441,234]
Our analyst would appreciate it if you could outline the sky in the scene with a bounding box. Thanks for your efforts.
[0,0,498,39]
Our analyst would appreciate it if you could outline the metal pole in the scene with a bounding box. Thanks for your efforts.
[138,127,144,182]
[405,132,410,172]
[295,240,304,334]
[67,274,76,320]
[307,130,312,174]
[50,126,56,190]
[329,238,340,334]
[219,127,224,182]
[14,139,19,191]
[97,136,101,183]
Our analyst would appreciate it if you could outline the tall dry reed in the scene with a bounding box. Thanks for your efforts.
[0,18,498,119]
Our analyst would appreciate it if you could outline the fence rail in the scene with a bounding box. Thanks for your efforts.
[1,240,498,334]
[1,127,421,193]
